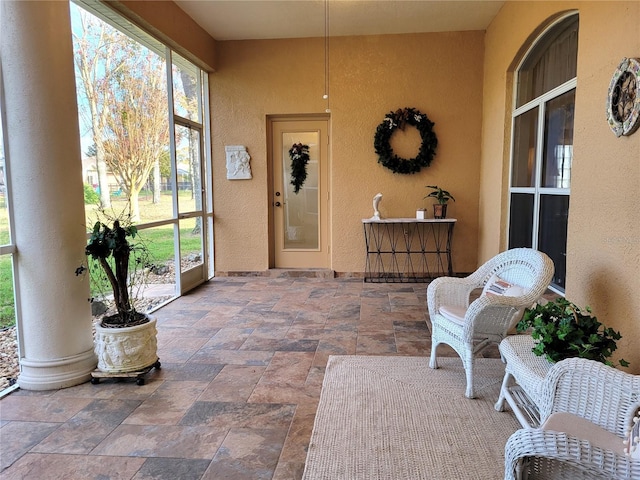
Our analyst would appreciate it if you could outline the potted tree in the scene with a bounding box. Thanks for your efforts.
[84,214,160,378]
[516,297,629,368]
[424,185,455,219]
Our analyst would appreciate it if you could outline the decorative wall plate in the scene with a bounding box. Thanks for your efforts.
[606,57,640,137]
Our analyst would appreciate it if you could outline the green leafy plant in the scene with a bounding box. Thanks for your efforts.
[424,185,455,205]
[516,297,629,367]
[83,211,152,327]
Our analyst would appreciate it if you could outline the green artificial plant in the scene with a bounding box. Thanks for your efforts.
[424,185,455,204]
[516,297,628,367]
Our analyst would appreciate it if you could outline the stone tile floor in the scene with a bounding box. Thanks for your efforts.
[0,277,499,479]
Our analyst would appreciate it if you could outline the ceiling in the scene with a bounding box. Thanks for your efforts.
[173,1,505,41]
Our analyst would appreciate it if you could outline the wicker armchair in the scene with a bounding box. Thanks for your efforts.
[427,248,554,398]
[504,357,640,480]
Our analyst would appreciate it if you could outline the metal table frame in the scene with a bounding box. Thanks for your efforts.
[362,218,456,283]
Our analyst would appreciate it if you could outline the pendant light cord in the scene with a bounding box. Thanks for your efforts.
[324,0,330,111]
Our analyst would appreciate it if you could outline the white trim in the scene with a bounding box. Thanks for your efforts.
[513,78,577,118]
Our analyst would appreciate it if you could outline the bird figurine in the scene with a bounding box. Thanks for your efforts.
[372,193,383,220]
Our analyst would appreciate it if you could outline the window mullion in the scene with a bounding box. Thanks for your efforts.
[513,78,577,118]
[530,102,547,250]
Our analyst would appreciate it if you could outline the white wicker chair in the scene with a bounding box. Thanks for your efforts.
[427,248,554,398]
[504,357,640,480]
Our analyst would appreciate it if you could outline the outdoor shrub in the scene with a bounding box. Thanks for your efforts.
[84,184,99,205]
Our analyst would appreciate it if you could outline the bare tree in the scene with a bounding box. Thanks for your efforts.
[72,7,169,221]
[73,9,126,209]
[101,50,169,221]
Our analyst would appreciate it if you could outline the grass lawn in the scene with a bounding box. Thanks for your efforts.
[0,191,204,328]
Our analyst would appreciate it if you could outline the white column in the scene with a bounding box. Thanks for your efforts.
[1,1,97,389]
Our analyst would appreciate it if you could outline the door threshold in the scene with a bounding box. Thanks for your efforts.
[269,269,335,278]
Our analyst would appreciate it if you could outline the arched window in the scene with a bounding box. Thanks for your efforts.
[508,14,578,293]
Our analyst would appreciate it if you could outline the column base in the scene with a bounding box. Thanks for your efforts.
[17,348,97,391]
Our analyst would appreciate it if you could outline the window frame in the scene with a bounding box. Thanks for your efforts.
[72,0,214,300]
[507,13,579,293]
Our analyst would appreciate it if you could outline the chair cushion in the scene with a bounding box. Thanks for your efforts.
[482,274,525,297]
[438,275,527,329]
[439,305,467,326]
[542,412,624,455]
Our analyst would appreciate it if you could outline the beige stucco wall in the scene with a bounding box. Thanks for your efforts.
[113,0,217,71]
[481,1,640,371]
[211,31,485,274]
[112,0,639,370]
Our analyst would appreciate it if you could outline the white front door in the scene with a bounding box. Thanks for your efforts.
[270,117,330,268]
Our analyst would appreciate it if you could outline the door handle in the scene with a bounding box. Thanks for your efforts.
[275,202,281,207]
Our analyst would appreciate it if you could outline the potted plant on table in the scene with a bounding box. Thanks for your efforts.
[424,185,455,219]
[84,213,160,378]
[516,297,629,367]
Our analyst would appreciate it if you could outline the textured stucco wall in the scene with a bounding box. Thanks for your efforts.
[482,1,640,371]
[112,0,217,71]
[211,31,485,274]
[116,0,639,369]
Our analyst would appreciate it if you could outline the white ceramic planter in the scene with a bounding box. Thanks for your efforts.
[94,316,158,373]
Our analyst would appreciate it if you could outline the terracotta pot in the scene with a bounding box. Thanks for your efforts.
[94,316,158,373]
[433,204,448,219]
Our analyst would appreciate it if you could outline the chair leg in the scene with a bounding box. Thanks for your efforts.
[464,356,475,399]
[429,342,439,369]
[495,371,512,411]
[514,458,527,480]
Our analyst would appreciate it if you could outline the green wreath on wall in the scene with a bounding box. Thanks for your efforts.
[374,107,438,174]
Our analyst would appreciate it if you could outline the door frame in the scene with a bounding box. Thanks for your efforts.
[266,113,331,269]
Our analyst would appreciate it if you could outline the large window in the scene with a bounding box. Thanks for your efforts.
[71,1,213,311]
[508,14,578,292]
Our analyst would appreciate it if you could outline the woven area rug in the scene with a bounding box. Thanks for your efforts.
[303,356,520,480]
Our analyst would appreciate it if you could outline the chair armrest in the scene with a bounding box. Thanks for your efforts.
[427,276,478,316]
[461,294,531,340]
[505,427,640,480]
[539,357,640,437]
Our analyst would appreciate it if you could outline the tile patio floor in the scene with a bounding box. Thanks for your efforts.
[0,276,500,480]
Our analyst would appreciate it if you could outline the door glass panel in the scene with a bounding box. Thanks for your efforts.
[508,193,534,248]
[282,132,319,250]
[542,90,574,188]
[538,195,569,290]
[179,218,203,273]
[511,108,538,187]
[176,125,201,215]
[135,225,177,310]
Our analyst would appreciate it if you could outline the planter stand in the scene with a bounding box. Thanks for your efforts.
[90,359,161,386]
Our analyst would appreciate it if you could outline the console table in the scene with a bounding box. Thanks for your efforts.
[362,218,456,283]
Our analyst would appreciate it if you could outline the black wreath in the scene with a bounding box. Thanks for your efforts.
[374,107,438,174]
[289,143,310,193]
